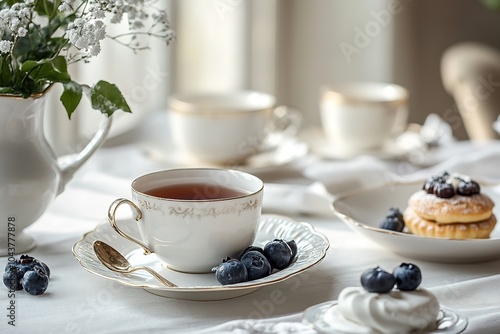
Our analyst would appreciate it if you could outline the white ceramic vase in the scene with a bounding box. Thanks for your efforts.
[0,90,112,256]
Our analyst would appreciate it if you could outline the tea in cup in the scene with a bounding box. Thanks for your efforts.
[107,168,263,273]
[168,90,301,164]
[319,82,408,154]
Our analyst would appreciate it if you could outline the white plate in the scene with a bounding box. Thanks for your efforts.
[72,214,329,301]
[303,301,468,334]
[141,137,308,173]
[331,181,500,263]
[298,127,411,160]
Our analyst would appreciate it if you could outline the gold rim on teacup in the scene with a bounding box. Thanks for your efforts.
[321,82,409,107]
[168,90,276,115]
[107,168,264,273]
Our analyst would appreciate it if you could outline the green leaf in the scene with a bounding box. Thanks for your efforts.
[34,0,62,20]
[51,55,68,73]
[0,87,19,95]
[20,60,40,72]
[90,80,132,117]
[22,56,70,83]
[31,62,70,82]
[60,82,83,119]
[0,57,12,86]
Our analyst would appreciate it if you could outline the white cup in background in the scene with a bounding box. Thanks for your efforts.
[319,82,409,154]
[168,91,301,164]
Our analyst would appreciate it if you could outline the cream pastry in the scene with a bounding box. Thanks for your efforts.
[324,263,440,334]
[325,287,439,334]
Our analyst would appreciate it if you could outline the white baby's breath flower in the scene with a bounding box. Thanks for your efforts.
[58,4,70,12]
[0,40,12,53]
[152,12,169,24]
[0,1,33,39]
[9,17,20,31]
[17,27,27,37]
[130,20,144,30]
[66,13,107,58]
[89,44,101,56]
[110,12,123,24]
[58,0,75,12]
[94,9,105,19]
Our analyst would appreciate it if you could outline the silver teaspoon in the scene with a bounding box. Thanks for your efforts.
[92,240,177,288]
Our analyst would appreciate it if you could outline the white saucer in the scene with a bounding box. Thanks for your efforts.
[303,301,468,334]
[141,137,308,174]
[298,127,412,160]
[72,214,329,301]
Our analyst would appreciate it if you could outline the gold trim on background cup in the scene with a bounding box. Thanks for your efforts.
[168,91,302,164]
[319,82,409,154]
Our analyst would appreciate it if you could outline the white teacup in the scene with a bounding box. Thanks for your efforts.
[168,90,301,164]
[107,168,263,273]
[319,82,409,154]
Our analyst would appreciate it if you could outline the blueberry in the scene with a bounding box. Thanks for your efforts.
[386,207,402,219]
[22,268,49,295]
[4,260,20,273]
[36,260,50,279]
[439,171,450,180]
[423,180,436,194]
[240,251,272,281]
[214,258,248,285]
[379,217,404,232]
[393,263,422,291]
[424,172,450,191]
[3,266,23,290]
[6,260,31,278]
[380,208,405,232]
[18,255,50,278]
[238,245,264,260]
[457,181,472,196]
[360,266,396,293]
[457,180,480,196]
[287,240,298,261]
[434,182,455,198]
[263,239,293,270]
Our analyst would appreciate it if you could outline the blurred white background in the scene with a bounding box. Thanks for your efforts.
[46,0,500,156]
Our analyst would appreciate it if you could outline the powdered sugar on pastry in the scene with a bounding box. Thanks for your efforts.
[408,190,494,223]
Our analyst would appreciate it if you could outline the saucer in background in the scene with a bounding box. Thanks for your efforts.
[298,127,412,160]
[141,137,309,173]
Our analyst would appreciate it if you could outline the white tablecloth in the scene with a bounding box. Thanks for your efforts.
[2,112,500,334]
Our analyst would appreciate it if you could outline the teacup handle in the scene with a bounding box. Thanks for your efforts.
[265,105,302,148]
[107,198,154,255]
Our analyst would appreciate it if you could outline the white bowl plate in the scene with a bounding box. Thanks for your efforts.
[331,181,500,263]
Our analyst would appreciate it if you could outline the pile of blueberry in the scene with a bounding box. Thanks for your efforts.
[3,255,50,295]
[423,171,480,198]
[379,207,405,232]
[213,239,297,285]
[360,262,422,293]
